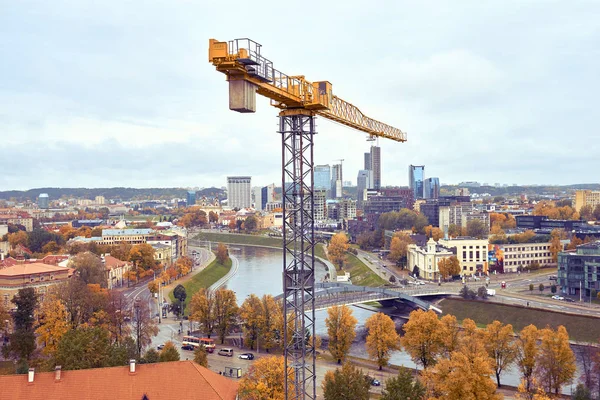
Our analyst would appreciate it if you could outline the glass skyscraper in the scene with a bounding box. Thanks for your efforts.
[424,177,440,199]
[314,165,331,191]
[409,165,425,199]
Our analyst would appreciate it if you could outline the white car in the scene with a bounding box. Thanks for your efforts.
[551,295,564,300]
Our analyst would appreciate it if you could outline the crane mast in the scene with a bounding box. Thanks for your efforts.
[208,38,407,400]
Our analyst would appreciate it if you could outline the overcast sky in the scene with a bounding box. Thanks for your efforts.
[1,1,598,191]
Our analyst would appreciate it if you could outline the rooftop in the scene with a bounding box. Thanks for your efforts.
[102,229,153,236]
[0,262,68,277]
[0,360,238,400]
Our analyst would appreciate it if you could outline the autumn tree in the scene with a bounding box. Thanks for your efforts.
[132,299,158,358]
[424,225,444,241]
[193,346,208,367]
[70,251,107,288]
[159,341,180,362]
[213,289,238,344]
[0,300,9,335]
[259,294,282,352]
[190,288,216,338]
[238,356,292,400]
[448,224,462,238]
[240,294,264,350]
[439,314,461,357]
[325,305,357,364]
[380,368,426,400]
[328,233,349,269]
[8,230,28,249]
[549,229,563,262]
[208,211,219,224]
[322,362,370,400]
[35,293,70,356]
[244,215,258,232]
[105,290,131,345]
[437,256,460,281]
[388,232,413,267]
[536,325,576,395]
[129,243,157,272]
[216,242,229,265]
[516,324,540,396]
[365,312,400,370]
[400,309,444,369]
[483,321,518,387]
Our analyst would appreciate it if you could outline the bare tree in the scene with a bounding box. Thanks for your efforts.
[132,299,158,358]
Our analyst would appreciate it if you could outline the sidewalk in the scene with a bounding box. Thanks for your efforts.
[163,247,215,299]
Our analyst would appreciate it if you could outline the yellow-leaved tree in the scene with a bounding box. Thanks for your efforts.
[536,325,576,396]
[325,305,357,364]
[516,324,540,396]
[437,256,460,281]
[365,312,400,370]
[388,232,413,267]
[190,288,216,338]
[400,309,444,369]
[35,294,70,356]
[238,356,292,400]
[483,320,518,388]
[239,294,265,350]
[216,242,229,265]
[328,233,349,270]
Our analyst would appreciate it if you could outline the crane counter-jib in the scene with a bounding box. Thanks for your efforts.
[209,37,407,143]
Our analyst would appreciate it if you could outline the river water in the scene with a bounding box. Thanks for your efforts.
[224,246,580,394]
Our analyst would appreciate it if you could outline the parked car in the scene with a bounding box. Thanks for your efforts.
[218,348,234,357]
[181,344,195,351]
[239,353,254,360]
[564,298,575,302]
[157,344,165,350]
[370,378,381,386]
[551,295,564,300]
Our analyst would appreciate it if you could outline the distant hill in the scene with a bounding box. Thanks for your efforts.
[0,187,226,202]
[441,184,600,197]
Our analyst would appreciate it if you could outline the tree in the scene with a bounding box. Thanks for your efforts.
[6,288,38,361]
[448,224,462,238]
[244,215,258,232]
[388,233,413,267]
[412,265,419,278]
[70,251,107,288]
[381,368,426,400]
[466,219,488,239]
[325,305,357,364]
[173,284,187,318]
[328,233,349,269]
[483,321,518,387]
[213,289,239,344]
[105,290,131,345]
[413,214,429,234]
[529,283,534,292]
[143,348,160,363]
[216,242,229,265]
[424,225,443,241]
[439,314,461,357]
[549,229,563,263]
[550,285,557,294]
[159,341,180,362]
[0,300,9,335]
[8,230,28,249]
[322,362,370,400]
[538,283,544,293]
[208,211,219,224]
[573,384,592,400]
[54,326,113,370]
[516,324,540,396]
[536,326,576,395]
[132,300,158,358]
[365,312,400,370]
[238,356,292,400]
[175,256,193,276]
[190,288,216,338]
[400,309,444,369]
[437,256,460,281]
[240,294,264,350]
[459,285,477,300]
[478,286,489,299]
[35,294,70,357]
[258,294,283,352]
[129,243,157,272]
[193,345,208,367]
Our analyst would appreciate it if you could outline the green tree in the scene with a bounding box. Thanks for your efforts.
[173,284,187,318]
[381,369,426,400]
[478,286,488,299]
[466,219,488,239]
[70,251,107,288]
[572,384,592,400]
[193,346,208,367]
[326,305,357,364]
[539,283,544,293]
[159,341,180,362]
[6,288,38,361]
[143,348,160,363]
[244,215,258,232]
[322,362,370,400]
[54,326,112,370]
[529,283,534,292]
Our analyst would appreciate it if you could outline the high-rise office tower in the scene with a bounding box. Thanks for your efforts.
[227,176,252,209]
[364,153,371,171]
[424,177,440,199]
[38,193,49,209]
[331,164,343,198]
[364,146,381,190]
[409,165,425,199]
[314,165,331,192]
[356,170,373,209]
[186,191,196,207]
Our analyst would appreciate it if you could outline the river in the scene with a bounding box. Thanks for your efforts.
[223,245,581,394]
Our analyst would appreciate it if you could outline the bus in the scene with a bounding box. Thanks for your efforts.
[182,336,216,353]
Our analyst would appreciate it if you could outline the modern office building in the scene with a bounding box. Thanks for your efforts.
[356,170,373,209]
[314,189,327,221]
[409,165,425,199]
[227,176,252,209]
[558,241,600,296]
[424,177,440,199]
[38,193,49,209]
[331,164,343,198]
[575,190,600,212]
[186,191,196,207]
[364,152,371,171]
[314,165,331,192]
[363,146,381,190]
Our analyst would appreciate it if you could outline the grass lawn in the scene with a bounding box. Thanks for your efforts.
[194,232,283,248]
[343,253,387,287]
[440,298,600,343]
[314,243,327,260]
[168,257,232,310]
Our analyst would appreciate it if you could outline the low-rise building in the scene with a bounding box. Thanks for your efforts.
[407,238,454,280]
[151,243,172,265]
[0,213,34,232]
[488,242,557,273]
[103,254,131,289]
[0,263,71,307]
[100,229,153,246]
[558,241,600,296]
[439,237,489,275]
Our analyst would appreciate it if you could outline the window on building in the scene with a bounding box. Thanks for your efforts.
[469,251,473,259]
[463,251,467,259]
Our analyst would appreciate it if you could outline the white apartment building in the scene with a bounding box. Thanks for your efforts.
[314,189,327,221]
[439,237,489,275]
[227,176,252,209]
[407,238,454,280]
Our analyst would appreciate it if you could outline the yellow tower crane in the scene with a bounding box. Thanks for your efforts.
[208,38,407,400]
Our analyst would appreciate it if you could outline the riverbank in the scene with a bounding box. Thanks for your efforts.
[440,297,600,343]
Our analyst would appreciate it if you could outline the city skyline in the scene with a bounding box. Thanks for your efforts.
[2,1,599,190]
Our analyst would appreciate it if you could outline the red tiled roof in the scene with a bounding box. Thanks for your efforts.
[0,257,19,268]
[0,361,238,400]
[40,255,69,265]
[104,255,130,271]
[0,262,68,277]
